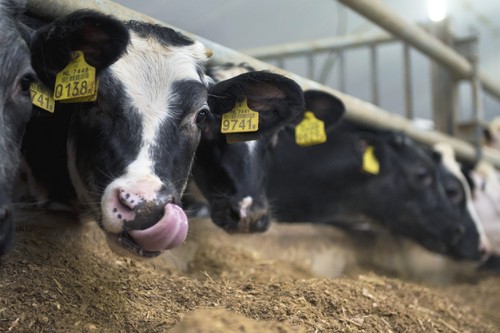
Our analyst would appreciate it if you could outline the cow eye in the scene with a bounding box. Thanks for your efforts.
[415,167,433,186]
[446,183,464,204]
[195,107,211,129]
[19,74,34,96]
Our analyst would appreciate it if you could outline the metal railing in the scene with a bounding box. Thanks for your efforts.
[26,0,500,167]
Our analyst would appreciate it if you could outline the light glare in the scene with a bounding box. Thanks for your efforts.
[427,0,447,22]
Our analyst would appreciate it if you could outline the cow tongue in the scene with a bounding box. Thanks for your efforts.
[128,203,188,252]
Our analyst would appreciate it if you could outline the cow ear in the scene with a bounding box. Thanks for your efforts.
[30,10,129,87]
[207,71,305,141]
[303,90,345,130]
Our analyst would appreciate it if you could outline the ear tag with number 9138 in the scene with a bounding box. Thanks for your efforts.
[54,50,97,101]
[30,82,55,113]
[221,98,259,134]
[362,145,380,175]
[295,111,327,147]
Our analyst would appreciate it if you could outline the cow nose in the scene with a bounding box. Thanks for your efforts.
[249,214,270,233]
[479,242,491,261]
[115,187,174,231]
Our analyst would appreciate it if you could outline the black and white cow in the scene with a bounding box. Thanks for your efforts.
[0,0,36,256]
[22,12,304,258]
[267,90,488,261]
[188,63,306,233]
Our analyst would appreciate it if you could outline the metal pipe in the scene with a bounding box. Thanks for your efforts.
[338,50,346,92]
[337,0,500,100]
[403,43,414,119]
[471,53,484,161]
[240,32,396,60]
[306,54,315,81]
[370,44,379,105]
[25,0,500,167]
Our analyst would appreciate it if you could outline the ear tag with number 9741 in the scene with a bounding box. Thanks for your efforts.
[53,50,97,101]
[294,111,327,147]
[221,98,259,134]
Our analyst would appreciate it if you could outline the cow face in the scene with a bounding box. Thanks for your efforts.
[351,135,485,260]
[0,0,35,256]
[430,144,490,261]
[29,14,300,257]
[191,64,306,233]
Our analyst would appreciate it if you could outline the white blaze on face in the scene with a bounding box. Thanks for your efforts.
[239,196,253,219]
[472,162,500,254]
[245,140,258,157]
[433,143,490,253]
[98,32,209,233]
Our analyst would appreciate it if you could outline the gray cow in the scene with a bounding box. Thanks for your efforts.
[0,0,35,256]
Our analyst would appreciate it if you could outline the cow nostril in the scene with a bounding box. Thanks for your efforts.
[252,215,270,232]
[452,225,465,242]
[118,189,141,211]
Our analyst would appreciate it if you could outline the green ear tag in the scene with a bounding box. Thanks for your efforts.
[221,98,259,134]
[294,111,327,147]
[30,82,55,113]
[53,50,97,101]
[362,145,380,175]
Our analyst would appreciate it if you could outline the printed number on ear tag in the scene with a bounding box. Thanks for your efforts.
[362,145,380,175]
[60,79,99,103]
[53,50,97,101]
[30,82,55,113]
[221,98,259,134]
[295,111,327,147]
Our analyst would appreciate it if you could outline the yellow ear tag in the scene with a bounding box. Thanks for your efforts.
[362,145,380,175]
[30,82,55,113]
[221,98,259,134]
[294,111,327,147]
[53,50,97,101]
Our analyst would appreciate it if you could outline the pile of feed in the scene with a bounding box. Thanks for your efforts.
[0,210,498,332]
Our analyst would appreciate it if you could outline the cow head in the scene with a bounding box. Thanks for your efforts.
[350,134,488,261]
[191,63,305,233]
[29,13,302,257]
[267,89,488,261]
[0,0,35,256]
[431,143,490,261]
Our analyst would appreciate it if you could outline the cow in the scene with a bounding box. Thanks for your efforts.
[0,0,36,256]
[267,90,489,261]
[187,63,306,233]
[21,11,305,258]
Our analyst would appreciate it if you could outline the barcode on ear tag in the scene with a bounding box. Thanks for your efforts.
[30,82,55,113]
[54,51,97,101]
[221,98,259,134]
[362,145,380,175]
[295,111,327,147]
